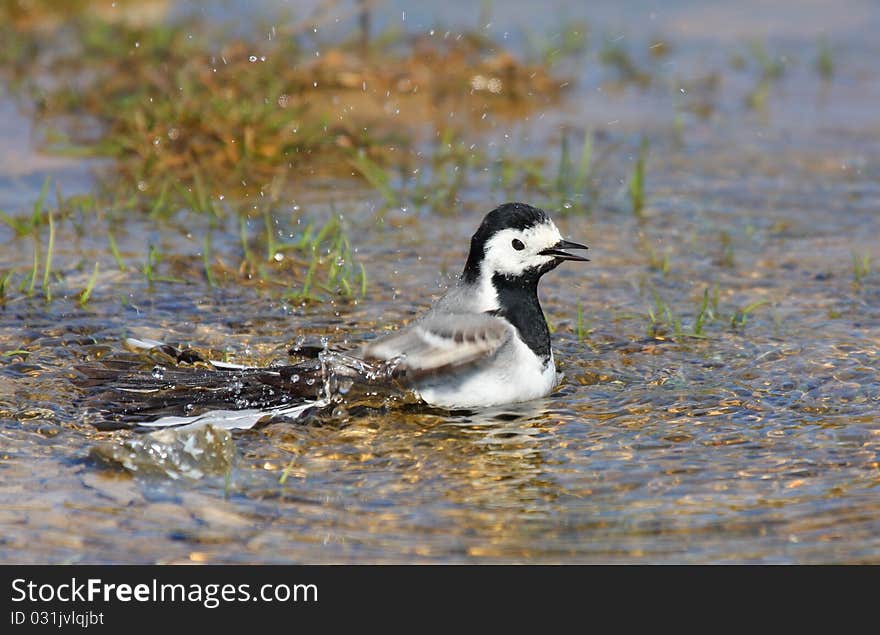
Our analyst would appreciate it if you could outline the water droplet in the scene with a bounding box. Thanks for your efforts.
[249,55,258,62]
[151,366,165,380]
[274,252,284,262]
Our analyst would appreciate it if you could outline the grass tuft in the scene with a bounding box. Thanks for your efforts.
[79,262,100,307]
[629,136,648,217]
[730,299,768,329]
[2,12,566,214]
[852,252,870,285]
[42,205,55,302]
[107,230,126,271]
[816,38,834,80]
[0,270,11,304]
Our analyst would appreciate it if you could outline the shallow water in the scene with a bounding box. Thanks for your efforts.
[1,0,879,563]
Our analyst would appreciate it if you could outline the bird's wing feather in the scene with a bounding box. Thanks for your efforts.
[361,312,512,381]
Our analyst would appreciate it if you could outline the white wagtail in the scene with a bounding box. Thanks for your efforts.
[359,201,588,408]
[80,202,588,429]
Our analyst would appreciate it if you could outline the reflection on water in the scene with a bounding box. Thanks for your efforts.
[1,0,879,563]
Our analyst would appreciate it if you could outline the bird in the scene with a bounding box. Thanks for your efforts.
[76,202,588,430]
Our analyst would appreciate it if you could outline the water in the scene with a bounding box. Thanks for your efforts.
[0,0,878,563]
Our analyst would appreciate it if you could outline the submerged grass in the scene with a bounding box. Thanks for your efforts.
[203,234,217,288]
[78,262,99,307]
[748,41,786,81]
[692,287,718,337]
[349,153,400,208]
[730,299,768,329]
[2,9,566,214]
[107,231,125,271]
[816,38,834,80]
[852,252,870,285]
[742,41,787,112]
[0,5,689,225]
[575,301,593,342]
[0,271,11,304]
[1,3,838,321]
[42,205,55,302]
[629,136,648,217]
[553,129,596,213]
[642,282,766,342]
[599,38,652,87]
[0,186,366,306]
[647,289,682,340]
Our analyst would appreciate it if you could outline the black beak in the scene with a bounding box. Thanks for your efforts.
[539,239,590,262]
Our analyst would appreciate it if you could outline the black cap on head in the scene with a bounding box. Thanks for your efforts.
[461,203,549,283]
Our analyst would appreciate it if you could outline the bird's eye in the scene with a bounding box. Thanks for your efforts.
[511,238,525,251]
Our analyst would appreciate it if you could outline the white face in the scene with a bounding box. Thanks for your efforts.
[481,221,564,278]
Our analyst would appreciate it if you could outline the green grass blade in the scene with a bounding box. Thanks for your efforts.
[42,206,55,301]
[203,234,217,287]
[348,154,398,207]
[107,231,126,270]
[79,262,100,306]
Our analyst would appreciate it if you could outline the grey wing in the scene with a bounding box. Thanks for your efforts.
[361,312,512,381]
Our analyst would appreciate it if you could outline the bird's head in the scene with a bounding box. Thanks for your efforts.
[462,202,589,287]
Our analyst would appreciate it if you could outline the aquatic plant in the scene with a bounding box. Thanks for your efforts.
[599,38,651,87]
[852,252,870,285]
[0,270,11,303]
[816,38,834,80]
[730,299,768,329]
[576,301,592,342]
[78,262,100,307]
[646,288,681,340]
[692,287,714,337]
[748,41,785,81]
[629,136,648,217]
[2,10,566,214]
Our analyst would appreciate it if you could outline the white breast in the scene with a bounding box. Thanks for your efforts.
[413,336,558,408]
